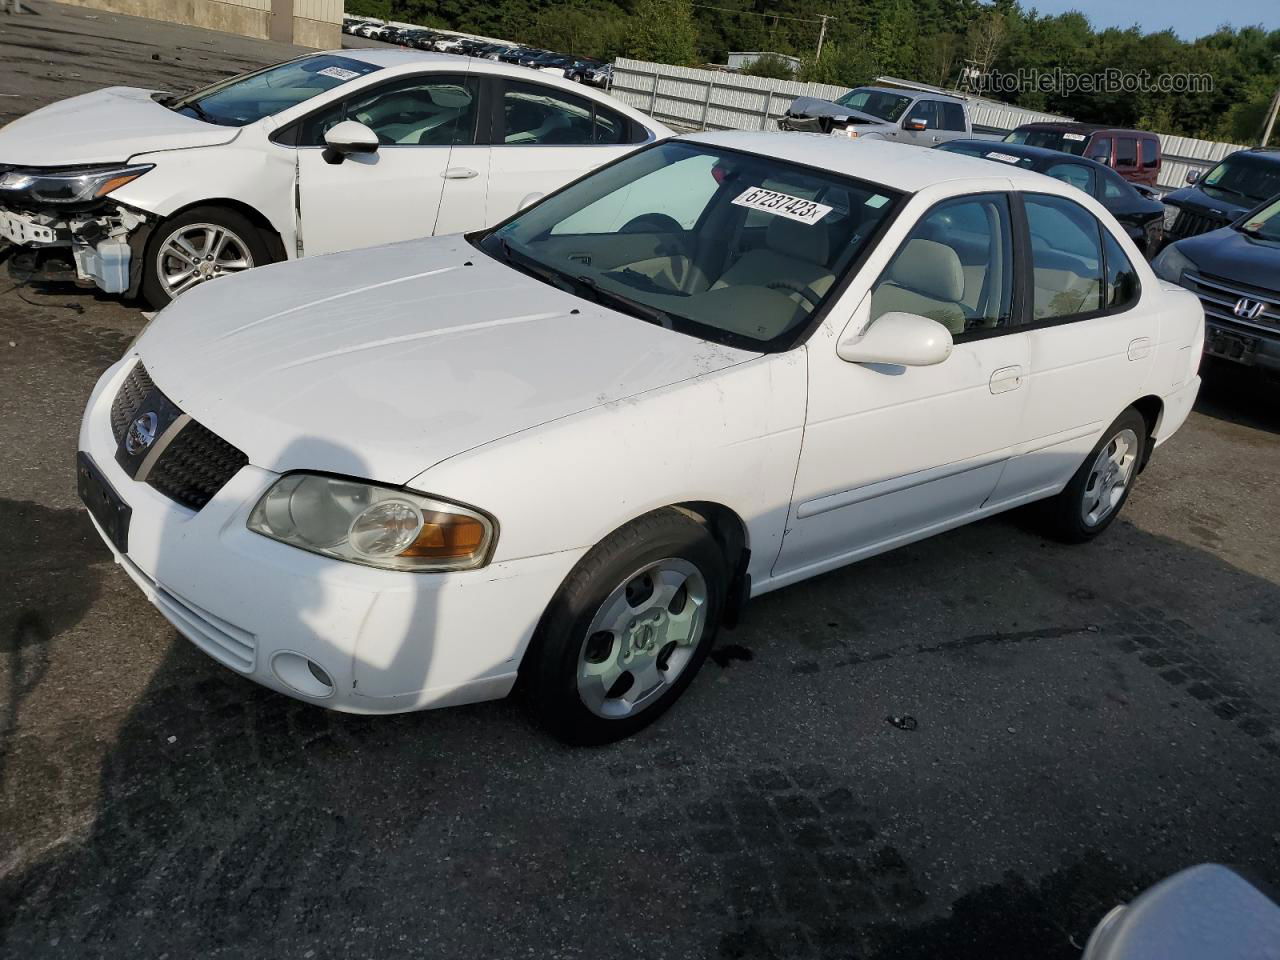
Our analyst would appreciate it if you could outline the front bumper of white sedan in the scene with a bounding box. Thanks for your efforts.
[79,357,585,714]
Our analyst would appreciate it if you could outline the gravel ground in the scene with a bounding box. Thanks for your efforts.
[3,4,1280,959]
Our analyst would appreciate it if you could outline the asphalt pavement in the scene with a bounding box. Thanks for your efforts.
[3,4,1280,959]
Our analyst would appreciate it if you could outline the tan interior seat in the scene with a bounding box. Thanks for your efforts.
[711,216,835,303]
[870,239,967,333]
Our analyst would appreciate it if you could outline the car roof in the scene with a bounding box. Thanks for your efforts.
[1013,121,1154,136]
[852,84,965,103]
[680,131,1059,193]
[944,139,1087,163]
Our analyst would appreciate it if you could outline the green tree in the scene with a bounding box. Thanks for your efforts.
[740,53,798,78]
[627,0,700,64]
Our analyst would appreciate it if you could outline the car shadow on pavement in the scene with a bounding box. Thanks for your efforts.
[1194,358,1280,436]
[3,499,1280,958]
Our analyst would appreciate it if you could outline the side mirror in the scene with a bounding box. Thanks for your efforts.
[837,311,953,366]
[1186,169,1201,185]
[517,192,545,211]
[904,118,927,131]
[322,120,380,165]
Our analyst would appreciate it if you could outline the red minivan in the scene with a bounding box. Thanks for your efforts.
[1003,123,1162,188]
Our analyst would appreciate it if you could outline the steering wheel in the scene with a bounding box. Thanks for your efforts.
[766,280,823,309]
[619,213,684,234]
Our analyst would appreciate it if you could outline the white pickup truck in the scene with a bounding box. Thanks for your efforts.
[779,84,982,146]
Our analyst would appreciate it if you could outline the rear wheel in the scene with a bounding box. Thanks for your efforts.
[141,206,272,308]
[1038,407,1147,543]
[523,510,728,745]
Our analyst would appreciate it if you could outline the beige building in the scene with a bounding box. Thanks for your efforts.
[53,0,343,49]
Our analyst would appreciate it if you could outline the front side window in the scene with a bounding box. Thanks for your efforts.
[906,100,938,129]
[483,141,900,349]
[1141,137,1160,169]
[295,75,476,147]
[834,88,912,123]
[1101,169,1130,201]
[167,54,381,127]
[870,193,1014,335]
[502,81,596,145]
[1085,137,1112,164]
[1025,194,1103,320]
[1044,162,1096,196]
[1240,197,1280,241]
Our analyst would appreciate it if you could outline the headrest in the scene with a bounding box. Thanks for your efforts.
[766,215,830,265]
[889,239,964,302]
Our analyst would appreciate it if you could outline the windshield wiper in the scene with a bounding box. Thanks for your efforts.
[497,238,575,291]
[180,100,219,125]
[570,274,673,328]
[1204,183,1251,201]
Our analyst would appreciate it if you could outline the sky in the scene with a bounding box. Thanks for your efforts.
[1021,0,1278,40]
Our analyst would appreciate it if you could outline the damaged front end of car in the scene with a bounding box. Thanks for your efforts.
[0,162,154,295]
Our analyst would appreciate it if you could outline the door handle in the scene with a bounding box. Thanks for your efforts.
[989,365,1024,394]
[442,167,478,180]
[1127,337,1152,360]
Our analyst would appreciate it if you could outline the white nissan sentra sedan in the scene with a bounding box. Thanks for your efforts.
[0,50,667,305]
[78,134,1204,743]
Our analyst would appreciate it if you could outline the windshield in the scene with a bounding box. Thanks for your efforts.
[834,88,912,123]
[1003,129,1089,156]
[479,140,901,350]
[1199,154,1280,206]
[1239,197,1280,241]
[167,54,382,127]
[936,142,1036,168]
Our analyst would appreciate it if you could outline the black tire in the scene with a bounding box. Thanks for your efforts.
[1038,407,1148,543]
[141,205,273,309]
[522,509,729,745]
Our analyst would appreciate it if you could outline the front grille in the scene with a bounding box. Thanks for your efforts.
[1168,208,1228,241]
[1184,272,1279,334]
[108,360,248,511]
[145,420,249,511]
[110,361,155,442]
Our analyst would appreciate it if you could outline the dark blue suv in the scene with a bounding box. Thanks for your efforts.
[1160,147,1280,246]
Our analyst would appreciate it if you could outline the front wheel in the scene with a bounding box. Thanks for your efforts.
[1038,407,1148,543]
[141,206,272,308]
[523,510,728,745]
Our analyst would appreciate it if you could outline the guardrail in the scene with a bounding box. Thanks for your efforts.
[610,58,1251,195]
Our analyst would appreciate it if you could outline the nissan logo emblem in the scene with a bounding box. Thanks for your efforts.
[1234,298,1266,321]
[125,411,159,455]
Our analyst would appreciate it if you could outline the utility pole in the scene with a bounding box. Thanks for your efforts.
[815,14,833,62]
[1262,57,1280,148]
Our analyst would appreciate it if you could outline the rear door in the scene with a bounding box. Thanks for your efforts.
[479,78,645,229]
[989,193,1156,504]
[1138,136,1161,187]
[294,72,480,256]
[1113,135,1140,183]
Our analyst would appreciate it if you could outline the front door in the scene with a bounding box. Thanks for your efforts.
[773,192,1029,582]
[295,73,480,256]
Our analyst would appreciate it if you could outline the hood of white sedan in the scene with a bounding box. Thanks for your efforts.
[136,236,756,483]
[0,87,238,166]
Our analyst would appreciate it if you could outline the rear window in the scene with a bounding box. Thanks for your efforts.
[1141,137,1160,169]
[1005,128,1089,156]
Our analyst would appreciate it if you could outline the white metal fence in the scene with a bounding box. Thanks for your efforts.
[611,58,1250,194]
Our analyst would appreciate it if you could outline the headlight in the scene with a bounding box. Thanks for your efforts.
[0,163,153,205]
[247,474,496,572]
[1151,244,1194,285]
[1162,203,1181,230]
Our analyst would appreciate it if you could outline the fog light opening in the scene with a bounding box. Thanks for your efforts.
[271,651,335,699]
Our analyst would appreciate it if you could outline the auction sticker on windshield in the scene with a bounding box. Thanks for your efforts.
[317,66,362,81]
[732,187,832,224]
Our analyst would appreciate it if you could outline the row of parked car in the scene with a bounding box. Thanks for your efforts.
[341,17,613,88]
[782,83,1280,375]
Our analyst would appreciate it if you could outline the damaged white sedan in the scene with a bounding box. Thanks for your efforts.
[0,49,665,305]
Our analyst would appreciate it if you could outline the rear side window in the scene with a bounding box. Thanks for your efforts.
[1025,194,1103,321]
[1115,137,1138,167]
[938,102,966,131]
[502,81,595,145]
[1044,162,1095,196]
[1141,137,1160,169]
[592,105,632,145]
[1103,230,1140,310]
